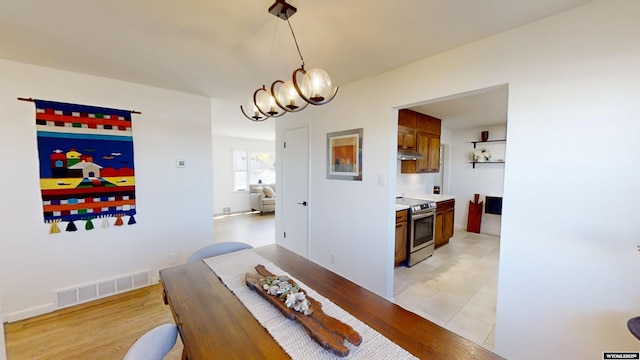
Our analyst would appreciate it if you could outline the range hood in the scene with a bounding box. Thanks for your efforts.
[397,150,424,160]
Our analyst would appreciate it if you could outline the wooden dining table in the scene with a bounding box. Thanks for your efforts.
[159,244,503,360]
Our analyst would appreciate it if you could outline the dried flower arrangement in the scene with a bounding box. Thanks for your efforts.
[260,275,312,315]
[469,148,491,162]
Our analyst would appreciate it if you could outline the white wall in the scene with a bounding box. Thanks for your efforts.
[276,101,397,296]
[0,60,214,322]
[212,134,275,214]
[0,282,5,360]
[451,125,506,235]
[276,0,640,358]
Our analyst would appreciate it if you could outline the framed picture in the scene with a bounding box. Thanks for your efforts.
[327,128,363,181]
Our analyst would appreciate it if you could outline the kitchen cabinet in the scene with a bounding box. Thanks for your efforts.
[435,199,455,249]
[423,132,440,173]
[397,127,416,151]
[401,131,440,173]
[395,209,408,266]
[398,109,441,174]
[398,109,417,128]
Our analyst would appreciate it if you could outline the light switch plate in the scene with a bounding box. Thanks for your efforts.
[378,173,386,187]
[176,159,186,168]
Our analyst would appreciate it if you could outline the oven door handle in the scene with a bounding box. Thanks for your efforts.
[411,211,435,220]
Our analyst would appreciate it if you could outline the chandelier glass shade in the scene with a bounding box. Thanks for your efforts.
[272,79,308,112]
[240,0,338,122]
[240,98,267,121]
[293,66,338,105]
[255,85,286,117]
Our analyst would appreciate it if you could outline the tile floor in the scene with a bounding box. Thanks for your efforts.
[393,230,500,351]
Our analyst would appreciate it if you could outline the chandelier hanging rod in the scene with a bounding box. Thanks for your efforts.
[269,0,304,65]
[286,18,304,67]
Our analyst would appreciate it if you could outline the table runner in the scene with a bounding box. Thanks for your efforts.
[203,249,418,360]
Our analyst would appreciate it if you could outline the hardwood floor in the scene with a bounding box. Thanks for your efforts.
[212,211,275,248]
[3,211,274,360]
[4,285,183,360]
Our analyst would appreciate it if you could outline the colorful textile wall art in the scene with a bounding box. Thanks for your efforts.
[32,99,138,234]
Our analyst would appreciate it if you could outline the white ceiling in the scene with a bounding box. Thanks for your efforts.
[0,0,589,136]
[411,85,509,131]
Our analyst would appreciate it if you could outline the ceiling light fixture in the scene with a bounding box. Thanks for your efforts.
[241,0,338,121]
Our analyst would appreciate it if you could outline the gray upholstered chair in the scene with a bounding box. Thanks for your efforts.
[186,241,253,263]
[123,323,177,360]
[628,316,640,340]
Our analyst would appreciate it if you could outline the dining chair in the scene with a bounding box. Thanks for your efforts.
[123,323,178,360]
[628,316,640,340]
[186,241,253,263]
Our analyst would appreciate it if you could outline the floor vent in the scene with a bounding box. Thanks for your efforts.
[55,270,150,309]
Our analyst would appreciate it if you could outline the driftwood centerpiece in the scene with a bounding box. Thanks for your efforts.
[245,265,362,357]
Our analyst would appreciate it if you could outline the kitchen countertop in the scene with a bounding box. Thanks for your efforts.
[404,194,456,202]
[395,194,455,212]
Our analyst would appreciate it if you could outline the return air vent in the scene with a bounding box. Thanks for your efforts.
[55,270,150,309]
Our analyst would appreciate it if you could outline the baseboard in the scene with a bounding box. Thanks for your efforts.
[3,303,55,323]
[3,270,153,323]
[214,209,256,217]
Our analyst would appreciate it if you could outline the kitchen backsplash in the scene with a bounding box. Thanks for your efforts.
[396,161,439,196]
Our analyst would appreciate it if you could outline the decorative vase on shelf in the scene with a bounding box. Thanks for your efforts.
[481,131,489,142]
[470,148,491,163]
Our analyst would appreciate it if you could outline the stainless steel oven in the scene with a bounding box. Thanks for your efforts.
[396,197,436,267]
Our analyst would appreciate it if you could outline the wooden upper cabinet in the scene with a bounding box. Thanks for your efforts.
[398,109,417,128]
[416,113,441,135]
[414,132,430,173]
[397,127,416,151]
[425,134,440,173]
[399,109,441,173]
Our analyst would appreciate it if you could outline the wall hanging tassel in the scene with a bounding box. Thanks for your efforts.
[128,215,136,225]
[101,217,110,228]
[85,218,94,230]
[66,221,78,232]
[49,220,61,234]
[114,215,124,226]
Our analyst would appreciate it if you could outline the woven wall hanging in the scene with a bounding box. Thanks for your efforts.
[23,98,140,234]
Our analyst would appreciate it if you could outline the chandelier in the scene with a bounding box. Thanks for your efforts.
[241,0,338,122]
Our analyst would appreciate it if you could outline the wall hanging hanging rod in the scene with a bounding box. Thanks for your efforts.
[17,97,142,114]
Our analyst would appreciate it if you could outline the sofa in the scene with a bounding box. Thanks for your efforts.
[249,183,276,215]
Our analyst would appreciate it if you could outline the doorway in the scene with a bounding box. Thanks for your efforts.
[393,84,508,350]
[435,143,449,194]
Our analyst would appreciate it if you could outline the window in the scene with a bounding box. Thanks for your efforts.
[233,150,275,191]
